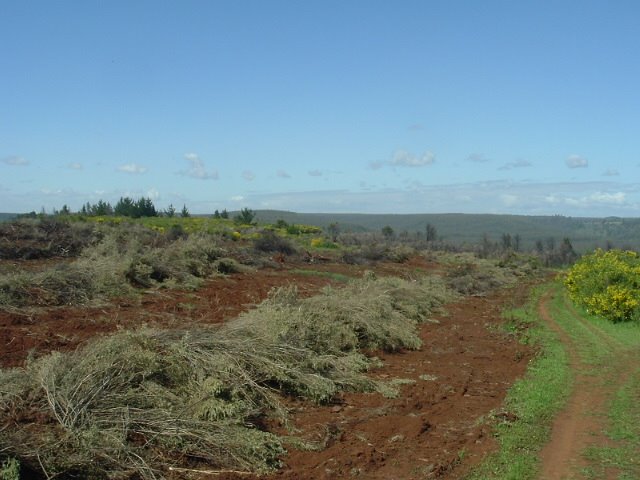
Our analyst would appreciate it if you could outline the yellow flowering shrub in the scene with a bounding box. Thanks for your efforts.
[565,249,640,322]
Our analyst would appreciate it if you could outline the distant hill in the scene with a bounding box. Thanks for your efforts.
[253,210,640,252]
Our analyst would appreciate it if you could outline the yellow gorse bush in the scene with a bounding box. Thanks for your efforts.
[565,249,640,322]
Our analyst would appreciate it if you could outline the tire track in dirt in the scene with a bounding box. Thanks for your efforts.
[537,289,637,480]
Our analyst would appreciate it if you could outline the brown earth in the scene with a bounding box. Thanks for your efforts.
[1,256,536,479]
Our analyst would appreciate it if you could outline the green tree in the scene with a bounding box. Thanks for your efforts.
[234,207,255,225]
[180,204,190,218]
[114,197,136,217]
[165,204,176,217]
[136,197,157,217]
[381,225,395,240]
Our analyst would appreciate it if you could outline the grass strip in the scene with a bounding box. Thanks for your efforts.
[288,268,352,283]
[465,283,571,480]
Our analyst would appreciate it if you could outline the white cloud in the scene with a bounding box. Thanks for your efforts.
[242,170,255,181]
[546,190,627,208]
[117,163,147,174]
[2,156,29,166]
[390,149,435,167]
[276,169,291,178]
[67,162,83,170]
[231,195,244,202]
[146,188,160,200]
[602,169,619,177]
[566,154,588,168]
[181,153,219,180]
[500,194,519,206]
[308,169,323,177]
[589,192,626,204]
[467,153,490,163]
[230,180,640,216]
[499,159,532,170]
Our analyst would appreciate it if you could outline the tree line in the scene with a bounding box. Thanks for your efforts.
[51,199,257,224]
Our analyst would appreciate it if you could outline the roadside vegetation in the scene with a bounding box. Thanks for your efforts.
[565,248,640,323]
[465,284,571,480]
[468,245,640,479]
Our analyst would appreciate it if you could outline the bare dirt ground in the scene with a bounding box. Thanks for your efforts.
[537,291,637,480]
[1,257,535,479]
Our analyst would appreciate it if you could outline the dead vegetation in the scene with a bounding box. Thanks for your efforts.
[0,218,543,478]
[0,273,456,479]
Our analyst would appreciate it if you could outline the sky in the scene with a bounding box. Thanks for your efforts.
[2,1,640,216]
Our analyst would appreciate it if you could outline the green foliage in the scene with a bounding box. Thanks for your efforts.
[180,204,190,218]
[113,196,158,218]
[0,458,20,480]
[235,207,256,225]
[565,249,640,322]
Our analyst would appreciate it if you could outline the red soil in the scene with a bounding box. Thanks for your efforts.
[1,256,534,479]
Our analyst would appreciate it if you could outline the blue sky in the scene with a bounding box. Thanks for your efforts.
[2,1,640,216]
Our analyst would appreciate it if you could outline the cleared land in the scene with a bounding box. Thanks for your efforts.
[9,216,634,479]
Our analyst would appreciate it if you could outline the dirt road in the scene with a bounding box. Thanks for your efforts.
[538,289,638,480]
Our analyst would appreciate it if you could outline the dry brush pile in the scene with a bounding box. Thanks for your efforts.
[0,225,244,310]
[0,273,455,479]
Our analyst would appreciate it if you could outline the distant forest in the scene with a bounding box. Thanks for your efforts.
[254,210,640,253]
[2,207,639,253]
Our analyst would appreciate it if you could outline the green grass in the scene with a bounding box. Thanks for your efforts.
[289,268,351,283]
[465,283,571,480]
[467,281,640,480]
[0,458,20,480]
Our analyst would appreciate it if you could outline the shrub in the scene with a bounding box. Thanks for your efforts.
[565,249,640,322]
[253,230,297,255]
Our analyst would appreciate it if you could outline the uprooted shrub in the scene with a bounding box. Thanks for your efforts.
[0,273,454,478]
[0,230,235,309]
[238,272,454,355]
[0,217,97,259]
[441,252,527,296]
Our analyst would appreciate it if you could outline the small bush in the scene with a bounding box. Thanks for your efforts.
[565,249,640,322]
[253,230,297,255]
